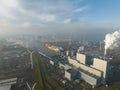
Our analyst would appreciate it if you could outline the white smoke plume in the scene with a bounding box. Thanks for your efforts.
[104,30,120,56]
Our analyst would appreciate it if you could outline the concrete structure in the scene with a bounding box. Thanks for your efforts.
[66,51,69,56]
[76,53,92,65]
[65,69,80,81]
[0,78,17,90]
[91,58,109,79]
[66,54,108,87]
[65,70,71,80]
[50,60,54,65]
[76,53,86,64]
[59,63,65,69]
[49,58,58,66]
[59,63,72,70]
[48,51,110,87]
[68,57,102,77]
[64,64,72,70]
[64,66,102,87]
[79,69,102,87]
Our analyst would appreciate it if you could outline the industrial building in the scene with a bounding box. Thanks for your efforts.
[68,52,110,87]
[58,63,72,70]
[79,68,102,88]
[48,50,111,87]
[67,52,110,87]
[50,60,54,65]
[68,57,103,87]
[76,53,93,65]
[0,78,17,90]
[91,58,110,79]
[68,57,103,77]
[65,69,80,81]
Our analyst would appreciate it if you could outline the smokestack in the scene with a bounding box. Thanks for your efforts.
[104,30,120,56]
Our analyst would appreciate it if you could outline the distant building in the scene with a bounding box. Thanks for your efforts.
[66,51,69,56]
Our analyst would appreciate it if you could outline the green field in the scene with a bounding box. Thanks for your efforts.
[33,52,63,90]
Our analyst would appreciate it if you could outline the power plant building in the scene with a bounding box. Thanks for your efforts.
[49,50,110,87]
[91,58,109,79]
[65,69,80,81]
[76,53,86,64]
[68,57,102,77]
[76,53,93,65]
[67,52,110,87]
[78,69,102,87]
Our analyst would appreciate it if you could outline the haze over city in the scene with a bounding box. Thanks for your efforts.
[0,0,120,39]
[0,0,120,90]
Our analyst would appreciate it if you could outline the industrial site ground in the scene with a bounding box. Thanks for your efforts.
[12,51,120,90]
[0,40,120,90]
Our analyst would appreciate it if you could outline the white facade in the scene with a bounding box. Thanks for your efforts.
[68,56,103,87]
[91,58,108,79]
[58,63,72,70]
[64,64,72,70]
[76,53,86,64]
[68,57,102,77]
[66,51,69,56]
[79,71,101,87]
[50,60,54,65]
[65,71,71,80]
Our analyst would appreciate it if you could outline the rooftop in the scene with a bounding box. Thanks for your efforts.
[78,68,100,79]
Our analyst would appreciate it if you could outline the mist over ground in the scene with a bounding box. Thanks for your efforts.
[0,23,117,41]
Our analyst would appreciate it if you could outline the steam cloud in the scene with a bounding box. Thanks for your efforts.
[104,30,120,56]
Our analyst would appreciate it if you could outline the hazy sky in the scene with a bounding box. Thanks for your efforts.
[0,0,119,36]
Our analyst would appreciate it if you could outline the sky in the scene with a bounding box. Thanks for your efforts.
[0,0,120,37]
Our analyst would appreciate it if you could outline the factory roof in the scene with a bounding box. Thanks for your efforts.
[51,55,69,64]
[78,68,100,79]
[66,69,78,74]
[77,52,112,61]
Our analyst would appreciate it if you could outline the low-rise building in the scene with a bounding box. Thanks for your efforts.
[58,63,72,70]
[65,69,80,81]
[0,78,17,90]
[50,60,54,65]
